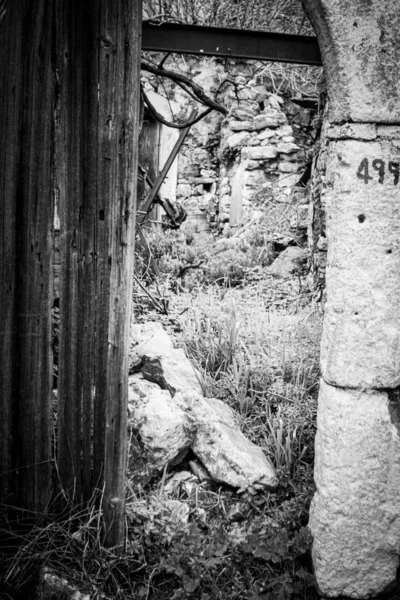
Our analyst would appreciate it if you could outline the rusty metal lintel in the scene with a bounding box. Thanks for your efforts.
[142,22,322,66]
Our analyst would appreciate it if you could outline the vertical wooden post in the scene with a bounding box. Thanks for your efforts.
[0,0,54,511]
[55,0,141,546]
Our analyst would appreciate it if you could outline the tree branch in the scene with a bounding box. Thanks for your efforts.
[142,88,212,129]
[141,60,228,115]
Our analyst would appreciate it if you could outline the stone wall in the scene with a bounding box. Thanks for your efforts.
[142,57,317,235]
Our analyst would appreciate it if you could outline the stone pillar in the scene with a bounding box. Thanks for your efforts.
[301,1,400,597]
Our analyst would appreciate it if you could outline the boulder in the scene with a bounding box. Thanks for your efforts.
[141,348,203,396]
[129,325,278,492]
[128,375,278,491]
[135,321,174,356]
[266,246,308,278]
[176,391,278,491]
[128,375,193,484]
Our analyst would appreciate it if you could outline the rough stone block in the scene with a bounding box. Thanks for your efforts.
[142,348,204,396]
[321,137,400,388]
[177,391,278,491]
[230,116,281,132]
[278,161,299,173]
[302,0,400,122]
[243,169,267,188]
[227,131,251,150]
[248,85,269,103]
[253,114,281,129]
[176,183,192,199]
[377,125,400,139]
[230,107,259,121]
[128,377,192,483]
[277,172,300,187]
[276,124,293,137]
[242,158,262,171]
[310,380,400,599]
[261,138,278,146]
[257,129,276,141]
[277,142,300,154]
[281,135,296,143]
[230,120,254,132]
[327,123,377,141]
[242,145,278,160]
[266,246,308,278]
[135,322,174,355]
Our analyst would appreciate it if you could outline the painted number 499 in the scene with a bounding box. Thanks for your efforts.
[356,158,400,184]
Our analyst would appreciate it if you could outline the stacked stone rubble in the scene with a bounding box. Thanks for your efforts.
[142,58,316,233]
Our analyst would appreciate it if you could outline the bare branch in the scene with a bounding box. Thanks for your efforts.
[158,53,171,68]
[141,60,228,115]
[142,88,213,129]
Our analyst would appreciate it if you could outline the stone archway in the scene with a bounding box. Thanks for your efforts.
[301,1,400,597]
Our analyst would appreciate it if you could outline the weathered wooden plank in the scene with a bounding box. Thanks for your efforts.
[101,0,142,548]
[138,116,161,222]
[0,0,53,511]
[56,1,88,502]
[55,0,141,549]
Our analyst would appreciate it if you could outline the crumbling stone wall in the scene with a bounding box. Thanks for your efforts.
[142,57,317,234]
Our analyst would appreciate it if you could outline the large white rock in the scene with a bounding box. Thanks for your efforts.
[141,348,203,396]
[135,321,174,356]
[176,391,278,491]
[321,137,400,388]
[128,376,193,483]
[310,380,400,598]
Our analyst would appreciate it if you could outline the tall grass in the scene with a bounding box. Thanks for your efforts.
[178,285,322,473]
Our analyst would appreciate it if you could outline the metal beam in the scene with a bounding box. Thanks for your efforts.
[142,22,322,66]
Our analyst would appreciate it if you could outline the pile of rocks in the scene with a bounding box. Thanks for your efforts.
[128,322,278,492]
[142,58,315,234]
[218,87,310,230]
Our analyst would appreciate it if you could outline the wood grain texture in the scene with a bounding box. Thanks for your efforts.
[55,0,141,546]
[0,0,54,510]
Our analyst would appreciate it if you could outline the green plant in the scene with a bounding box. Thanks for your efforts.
[243,525,315,600]
[264,406,308,477]
[182,302,241,378]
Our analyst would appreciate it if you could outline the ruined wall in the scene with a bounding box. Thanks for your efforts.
[142,57,318,235]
